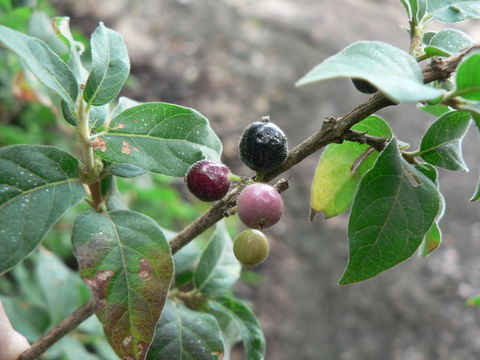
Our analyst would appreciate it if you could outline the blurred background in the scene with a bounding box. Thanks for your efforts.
[2,0,480,359]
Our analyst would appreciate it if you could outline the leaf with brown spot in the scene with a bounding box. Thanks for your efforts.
[121,141,131,154]
[95,102,222,176]
[72,209,174,360]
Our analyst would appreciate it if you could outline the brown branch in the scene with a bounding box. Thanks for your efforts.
[422,44,480,83]
[19,42,479,360]
[19,299,96,360]
[343,130,389,152]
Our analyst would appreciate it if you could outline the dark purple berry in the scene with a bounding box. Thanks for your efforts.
[351,78,377,94]
[237,183,283,229]
[186,160,230,202]
[239,120,288,172]
[233,229,270,267]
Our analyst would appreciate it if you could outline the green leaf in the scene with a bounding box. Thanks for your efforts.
[52,16,89,83]
[455,53,480,101]
[419,111,471,171]
[400,0,427,23]
[470,176,480,201]
[417,166,444,257]
[111,96,143,118]
[100,175,129,212]
[422,31,437,45]
[173,239,202,286]
[109,163,147,178]
[194,221,241,296]
[209,305,241,360]
[418,103,450,116]
[0,0,12,11]
[296,41,443,103]
[35,249,90,324]
[0,24,78,105]
[147,299,224,360]
[424,29,473,57]
[427,0,480,23]
[28,11,67,55]
[466,295,480,306]
[339,138,441,284]
[95,102,222,176]
[0,295,49,340]
[0,145,85,274]
[418,222,442,257]
[206,296,266,360]
[72,209,174,360]
[60,101,107,129]
[310,115,392,219]
[89,104,108,130]
[84,22,130,106]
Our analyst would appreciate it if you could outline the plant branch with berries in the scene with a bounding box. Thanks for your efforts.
[2,2,480,360]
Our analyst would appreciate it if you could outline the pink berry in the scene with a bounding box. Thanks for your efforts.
[237,183,283,229]
[186,160,230,202]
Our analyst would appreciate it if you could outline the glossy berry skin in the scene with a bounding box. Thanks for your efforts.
[237,183,283,229]
[186,160,230,202]
[351,78,377,94]
[233,229,270,267]
[239,121,288,172]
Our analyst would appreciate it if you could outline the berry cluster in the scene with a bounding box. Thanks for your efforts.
[185,117,288,267]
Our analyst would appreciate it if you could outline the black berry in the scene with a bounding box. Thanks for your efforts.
[233,229,270,267]
[239,120,288,172]
[351,78,377,94]
[186,160,230,202]
[237,183,283,229]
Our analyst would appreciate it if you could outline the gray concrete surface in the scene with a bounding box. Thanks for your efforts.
[52,1,480,359]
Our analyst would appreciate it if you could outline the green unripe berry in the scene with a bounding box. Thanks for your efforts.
[233,229,270,267]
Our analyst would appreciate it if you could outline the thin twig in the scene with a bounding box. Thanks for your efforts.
[19,299,96,360]
[19,42,479,360]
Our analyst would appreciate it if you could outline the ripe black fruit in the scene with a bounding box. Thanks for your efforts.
[351,78,377,94]
[186,160,230,202]
[233,229,270,267]
[239,120,288,172]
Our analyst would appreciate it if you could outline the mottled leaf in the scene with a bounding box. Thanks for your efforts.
[340,138,440,284]
[0,25,78,105]
[72,209,174,360]
[194,221,241,296]
[95,102,222,176]
[419,111,471,171]
[296,41,443,103]
[310,115,392,219]
[206,296,266,360]
[147,299,224,360]
[84,22,130,106]
[0,145,85,274]
[418,223,442,257]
